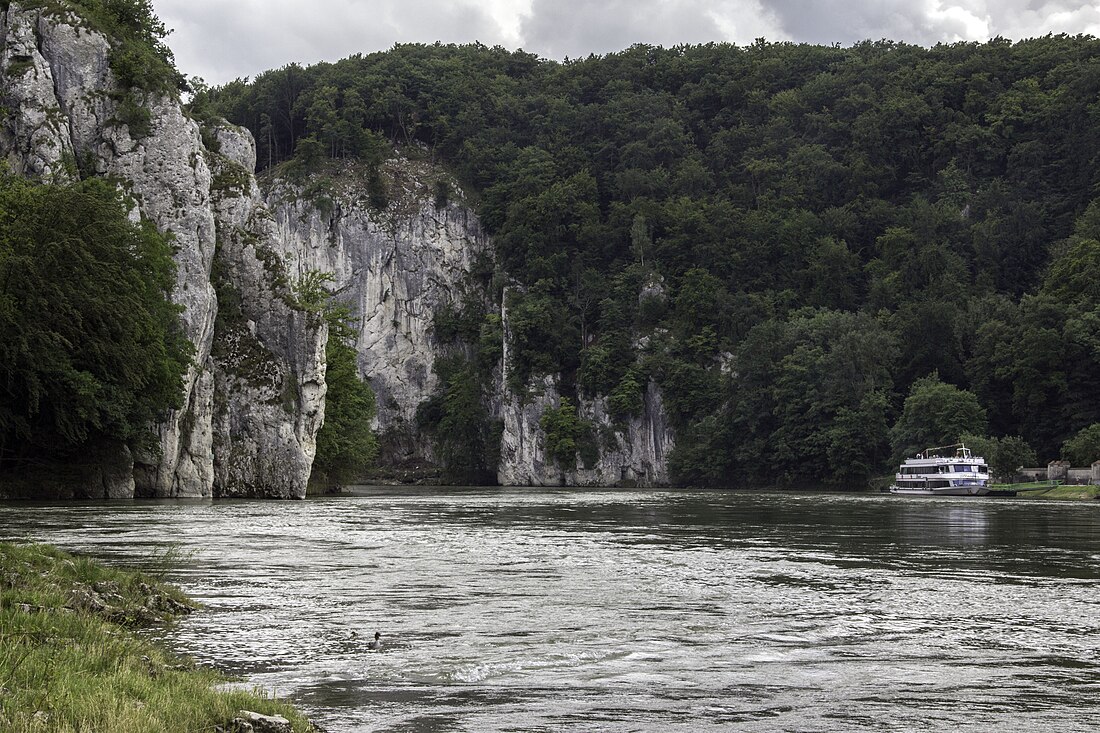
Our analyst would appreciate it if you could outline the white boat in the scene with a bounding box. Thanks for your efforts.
[888,443,990,496]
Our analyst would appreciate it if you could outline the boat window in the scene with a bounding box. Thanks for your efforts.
[978,465,988,473]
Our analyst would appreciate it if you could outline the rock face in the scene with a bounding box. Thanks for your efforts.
[207,125,327,498]
[265,160,488,460]
[497,380,675,487]
[265,164,676,486]
[0,4,324,498]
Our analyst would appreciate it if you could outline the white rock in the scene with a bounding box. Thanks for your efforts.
[0,7,325,498]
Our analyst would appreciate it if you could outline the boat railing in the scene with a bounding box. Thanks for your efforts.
[917,442,972,460]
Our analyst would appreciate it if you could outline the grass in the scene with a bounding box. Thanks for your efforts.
[1013,485,1100,500]
[991,480,1100,500]
[0,542,315,732]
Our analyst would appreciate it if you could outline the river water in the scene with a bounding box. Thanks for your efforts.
[1,488,1099,732]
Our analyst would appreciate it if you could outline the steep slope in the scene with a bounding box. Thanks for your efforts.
[264,162,675,486]
[0,2,324,498]
[264,159,487,462]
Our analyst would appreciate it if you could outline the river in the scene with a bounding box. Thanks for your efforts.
[1,488,1099,732]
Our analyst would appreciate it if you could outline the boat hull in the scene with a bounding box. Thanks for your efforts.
[888,486,990,497]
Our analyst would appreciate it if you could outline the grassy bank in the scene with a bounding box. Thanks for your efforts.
[1006,484,1100,500]
[0,542,314,732]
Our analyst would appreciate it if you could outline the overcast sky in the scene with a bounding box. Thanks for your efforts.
[153,0,1100,85]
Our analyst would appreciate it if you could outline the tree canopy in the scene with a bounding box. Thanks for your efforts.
[0,173,191,466]
[202,36,1100,485]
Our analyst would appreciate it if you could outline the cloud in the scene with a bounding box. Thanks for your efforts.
[758,0,989,45]
[517,0,754,60]
[152,0,1100,85]
[759,0,1100,46]
[154,0,515,83]
[989,0,1100,38]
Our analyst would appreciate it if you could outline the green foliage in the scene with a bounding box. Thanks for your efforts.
[206,37,1100,482]
[960,432,1037,482]
[540,397,596,469]
[433,178,451,208]
[416,355,500,483]
[312,336,379,488]
[505,286,575,393]
[1061,423,1100,466]
[608,368,644,418]
[0,173,191,467]
[304,274,379,488]
[293,269,336,312]
[367,166,388,209]
[67,0,185,95]
[891,374,988,461]
[688,309,898,487]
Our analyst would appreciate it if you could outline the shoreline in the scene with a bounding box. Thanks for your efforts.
[0,542,318,732]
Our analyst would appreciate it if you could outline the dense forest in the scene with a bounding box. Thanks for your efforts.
[195,36,1100,486]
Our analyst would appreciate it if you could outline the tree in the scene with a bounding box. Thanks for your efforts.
[540,397,595,468]
[204,38,1100,487]
[1061,424,1100,466]
[0,174,191,467]
[960,433,1037,482]
[312,334,379,488]
[891,374,987,461]
[296,274,379,489]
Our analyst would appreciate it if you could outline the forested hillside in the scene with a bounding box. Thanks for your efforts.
[200,36,1100,486]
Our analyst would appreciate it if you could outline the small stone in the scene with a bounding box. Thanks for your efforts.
[237,710,292,733]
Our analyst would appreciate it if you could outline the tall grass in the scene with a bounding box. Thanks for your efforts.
[0,543,314,732]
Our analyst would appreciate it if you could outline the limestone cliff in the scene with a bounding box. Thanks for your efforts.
[263,161,675,487]
[496,298,675,487]
[0,1,675,492]
[206,124,326,498]
[495,380,675,487]
[264,159,488,461]
[0,3,324,498]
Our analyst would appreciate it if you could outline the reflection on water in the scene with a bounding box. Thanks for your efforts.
[1,489,1099,732]
[895,505,991,545]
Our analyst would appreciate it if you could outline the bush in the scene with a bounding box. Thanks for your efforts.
[540,397,597,468]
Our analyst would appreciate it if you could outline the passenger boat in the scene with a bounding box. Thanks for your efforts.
[889,443,990,496]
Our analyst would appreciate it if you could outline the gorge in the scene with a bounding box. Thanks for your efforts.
[0,1,673,498]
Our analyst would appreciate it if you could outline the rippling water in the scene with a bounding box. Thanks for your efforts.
[2,488,1099,731]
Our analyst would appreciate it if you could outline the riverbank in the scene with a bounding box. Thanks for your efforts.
[995,483,1100,500]
[0,542,315,732]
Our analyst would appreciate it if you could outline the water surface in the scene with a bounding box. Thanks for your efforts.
[2,488,1099,732]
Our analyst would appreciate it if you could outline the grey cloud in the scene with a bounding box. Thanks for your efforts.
[760,0,981,45]
[153,0,1100,85]
[518,0,727,60]
[760,0,1100,46]
[156,0,510,83]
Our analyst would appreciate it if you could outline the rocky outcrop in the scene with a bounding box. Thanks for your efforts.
[495,290,675,487]
[207,124,327,498]
[0,2,676,492]
[496,377,675,487]
[264,162,676,486]
[265,160,488,460]
[0,4,324,498]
